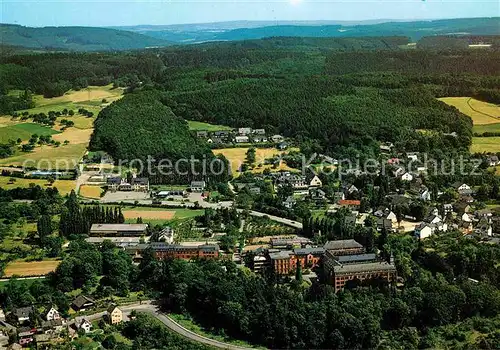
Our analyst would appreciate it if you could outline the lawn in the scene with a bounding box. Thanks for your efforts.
[187,120,233,131]
[0,176,75,195]
[471,137,500,153]
[3,260,61,277]
[439,97,500,125]
[0,122,60,143]
[122,208,204,223]
[215,147,296,176]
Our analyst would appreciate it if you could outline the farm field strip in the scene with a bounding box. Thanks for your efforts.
[3,260,61,277]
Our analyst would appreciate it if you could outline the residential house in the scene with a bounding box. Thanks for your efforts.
[454,202,472,215]
[253,136,268,143]
[71,295,96,312]
[132,178,149,192]
[309,188,326,201]
[443,204,454,215]
[401,172,414,182]
[407,152,419,162]
[0,330,8,348]
[235,135,249,143]
[425,214,442,225]
[17,327,34,346]
[393,166,405,177]
[308,174,323,188]
[462,213,473,222]
[475,217,493,236]
[196,131,208,138]
[106,176,122,191]
[276,173,307,191]
[415,223,434,240]
[420,188,432,201]
[454,182,473,195]
[190,180,206,192]
[45,307,60,321]
[487,155,499,167]
[252,129,266,135]
[0,309,5,322]
[238,127,252,135]
[271,135,285,143]
[338,200,361,210]
[387,158,400,165]
[283,196,297,209]
[379,142,394,153]
[107,305,123,325]
[377,218,393,232]
[158,226,174,244]
[41,319,64,334]
[77,319,92,333]
[14,307,33,324]
[347,185,359,195]
[385,211,397,223]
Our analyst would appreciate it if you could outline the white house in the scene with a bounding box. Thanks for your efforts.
[238,127,252,135]
[415,223,433,240]
[45,307,60,321]
[407,153,419,162]
[401,172,414,181]
[462,213,472,222]
[308,175,322,188]
[235,136,249,143]
[420,189,432,201]
[393,167,405,177]
[385,211,397,223]
[271,135,284,143]
[77,319,92,333]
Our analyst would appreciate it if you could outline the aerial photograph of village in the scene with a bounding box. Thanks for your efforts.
[0,0,499,349]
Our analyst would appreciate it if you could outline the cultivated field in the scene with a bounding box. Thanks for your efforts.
[0,176,75,195]
[0,143,88,169]
[215,147,296,176]
[79,185,103,199]
[439,97,500,124]
[3,260,61,277]
[439,97,500,153]
[471,137,500,154]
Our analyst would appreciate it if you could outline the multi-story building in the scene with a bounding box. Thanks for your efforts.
[269,250,294,275]
[323,239,365,256]
[293,247,325,269]
[89,224,148,237]
[329,261,397,292]
[151,242,219,260]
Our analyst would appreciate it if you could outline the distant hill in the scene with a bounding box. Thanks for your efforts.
[117,17,500,44]
[0,24,172,51]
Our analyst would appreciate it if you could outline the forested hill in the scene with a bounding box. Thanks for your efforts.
[119,17,499,44]
[0,24,172,51]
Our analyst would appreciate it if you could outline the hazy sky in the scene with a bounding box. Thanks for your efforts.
[1,0,499,27]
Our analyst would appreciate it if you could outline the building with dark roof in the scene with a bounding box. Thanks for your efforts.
[71,295,95,312]
[151,242,219,260]
[90,224,148,237]
[329,261,397,292]
[324,239,365,256]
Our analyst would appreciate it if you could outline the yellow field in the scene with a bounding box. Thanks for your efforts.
[52,128,93,145]
[32,85,124,106]
[215,147,297,176]
[0,143,88,169]
[439,97,500,125]
[471,137,500,153]
[79,185,103,199]
[3,260,61,277]
[0,176,75,195]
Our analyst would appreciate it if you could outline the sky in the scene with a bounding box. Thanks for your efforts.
[1,0,499,27]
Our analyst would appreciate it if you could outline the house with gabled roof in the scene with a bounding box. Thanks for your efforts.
[71,295,95,312]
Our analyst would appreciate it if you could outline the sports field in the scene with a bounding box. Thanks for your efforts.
[3,260,61,277]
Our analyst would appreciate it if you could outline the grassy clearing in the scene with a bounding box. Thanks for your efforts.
[0,123,60,143]
[0,143,87,169]
[122,207,204,222]
[439,97,500,125]
[215,147,296,176]
[0,176,75,195]
[187,120,233,131]
[3,260,61,277]
[471,137,500,153]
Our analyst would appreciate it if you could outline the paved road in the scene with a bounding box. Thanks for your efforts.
[76,302,255,350]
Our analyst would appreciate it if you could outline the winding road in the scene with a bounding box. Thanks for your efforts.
[77,302,255,350]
